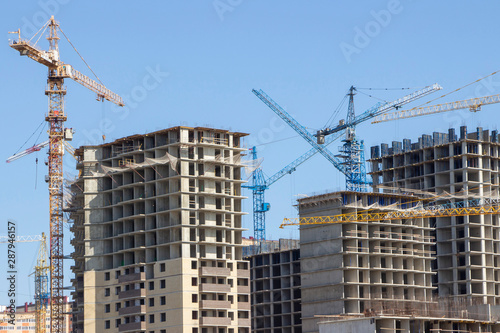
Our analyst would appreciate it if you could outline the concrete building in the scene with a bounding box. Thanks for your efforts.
[0,299,72,333]
[297,191,435,333]
[369,126,500,303]
[246,239,301,333]
[69,126,251,333]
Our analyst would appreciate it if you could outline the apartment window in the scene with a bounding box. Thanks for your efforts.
[160,296,166,305]
[105,304,110,313]
[104,288,110,297]
[149,314,154,324]
[193,329,198,333]
[192,277,197,286]
[115,270,120,279]
[192,311,198,320]
[105,320,110,329]
[192,261,197,269]
[115,286,121,295]
[149,281,154,290]
[115,319,121,328]
[160,280,166,289]
[105,272,110,281]
[192,294,198,303]
[160,263,166,272]
[161,313,166,322]
[115,303,121,311]
[161,330,166,333]
[149,298,154,307]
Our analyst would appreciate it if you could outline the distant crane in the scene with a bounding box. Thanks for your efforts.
[0,234,47,333]
[371,93,500,123]
[247,84,441,239]
[8,16,124,333]
[33,233,50,333]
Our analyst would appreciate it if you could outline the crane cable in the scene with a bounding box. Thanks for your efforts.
[406,70,500,111]
[29,20,49,45]
[357,87,421,90]
[11,120,46,156]
[324,92,349,129]
[57,26,105,86]
[356,89,388,103]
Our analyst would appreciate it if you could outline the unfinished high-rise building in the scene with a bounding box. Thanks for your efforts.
[69,126,251,333]
[297,191,436,333]
[245,239,301,333]
[370,126,500,303]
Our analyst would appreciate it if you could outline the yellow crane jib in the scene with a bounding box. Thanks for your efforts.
[280,205,500,228]
[372,93,500,123]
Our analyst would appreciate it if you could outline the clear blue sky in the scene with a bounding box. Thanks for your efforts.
[1,0,500,305]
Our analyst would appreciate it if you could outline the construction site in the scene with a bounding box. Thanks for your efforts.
[3,3,500,333]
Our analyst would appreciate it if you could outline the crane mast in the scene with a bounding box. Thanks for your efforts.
[44,17,66,333]
[34,233,50,333]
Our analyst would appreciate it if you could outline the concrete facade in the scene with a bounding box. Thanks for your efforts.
[370,126,500,304]
[318,315,500,333]
[247,241,301,333]
[69,126,251,333]
[297,191,435,333]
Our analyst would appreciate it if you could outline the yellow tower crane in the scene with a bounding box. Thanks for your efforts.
[32,233,49,333]
[8,16,124,333]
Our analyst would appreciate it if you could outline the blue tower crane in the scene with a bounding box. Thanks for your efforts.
[243,131,343,240]
[247,84,442,239]
[252,84,442,191]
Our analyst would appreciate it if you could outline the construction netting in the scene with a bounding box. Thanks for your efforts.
[90,151,179,177]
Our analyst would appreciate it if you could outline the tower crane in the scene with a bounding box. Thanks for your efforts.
[0,234,47,333]
[371,93,500,123]
[246,84,441,240]
[33,233,50,333]
[8,16,124,333]
[252,84,441,192]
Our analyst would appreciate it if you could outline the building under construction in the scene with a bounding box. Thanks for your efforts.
[370,126,500,303]
[290,126,500,333]
[68,126,251,333]
[245,239,301,333]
